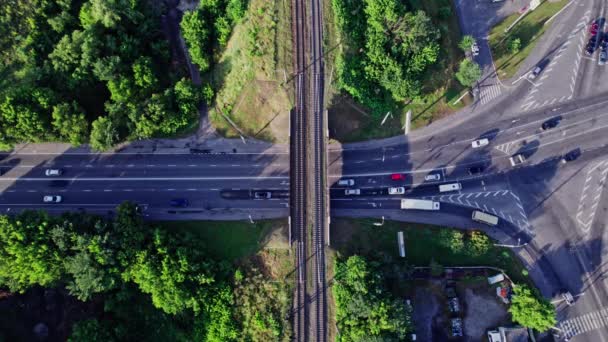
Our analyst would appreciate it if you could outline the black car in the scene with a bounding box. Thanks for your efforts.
[169,198,189,207]
[586,43,596,55]
[541,119,559,130]
[468,165,485,175]
[561,149,581,164]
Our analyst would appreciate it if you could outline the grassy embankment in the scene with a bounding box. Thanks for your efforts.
[490,0,569,79]
[208,0,293,143]
[330,218,531,285]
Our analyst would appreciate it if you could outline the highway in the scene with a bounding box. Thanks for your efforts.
[0,0,607,341]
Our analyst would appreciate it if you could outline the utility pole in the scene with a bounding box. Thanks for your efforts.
[403,110,412,135]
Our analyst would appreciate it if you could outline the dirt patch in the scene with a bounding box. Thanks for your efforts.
[231,79,291,142]
[462,285,511,341]
[0,287,100,342]
[412,283,442,342]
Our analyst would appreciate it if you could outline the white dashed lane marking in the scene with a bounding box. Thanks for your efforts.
[422,190,530,232]
[576,160,608,232]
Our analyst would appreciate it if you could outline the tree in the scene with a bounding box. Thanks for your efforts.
[437,229,464,253]
[132,56,158,90]
[333,256,413,341]
[122,228,216,315]
[0,212,65,292]
[509,285,556,331]
[89,116,118,151]
[455,59,481,87]
[465,231,491,257]
[181,9,211,71]
[508,37,522,54]
[64,231,119,301]
[458,35,476,52]
[52,102,89,146]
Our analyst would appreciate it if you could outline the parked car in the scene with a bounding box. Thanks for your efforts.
[471,41,480,56]
[390,173,405,181]
[471,138,489,148]
[388,187,405,195]
[169,198,189,207]
[43,195,62,203]
[45,169,62,176]
[337,179,355,186]
[509,154,526,166]
[254,191,272,199]
[424,173,441,182]
[600,50,607,65]
[345,189,361,195]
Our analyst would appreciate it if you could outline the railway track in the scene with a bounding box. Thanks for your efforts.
[291,0,326,339]
[291,0,308,339]
[310,0,327,338]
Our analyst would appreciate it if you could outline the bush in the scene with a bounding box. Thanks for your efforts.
[458,35,475,52]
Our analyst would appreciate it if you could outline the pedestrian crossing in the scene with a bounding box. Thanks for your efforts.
[558,307,608,340]
[479,83,502,105]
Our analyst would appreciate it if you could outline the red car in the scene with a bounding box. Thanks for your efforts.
[390,173,404,181]
[590,22,599,36]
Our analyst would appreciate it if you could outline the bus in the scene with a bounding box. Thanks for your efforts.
[400,199,440,210]
[471,210,499,226]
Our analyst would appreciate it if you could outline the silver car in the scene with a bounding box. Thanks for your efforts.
[43,195,62,203]
[599,51,607,65]
[45,169,62,176]
[424,173,441,182]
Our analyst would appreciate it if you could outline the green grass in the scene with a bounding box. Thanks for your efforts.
[489,0,568,79]
[207,0,293,142]
[331,218,531,285]
[156,220,285,261]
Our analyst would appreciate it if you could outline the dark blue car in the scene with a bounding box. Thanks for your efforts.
[170,198,189,207]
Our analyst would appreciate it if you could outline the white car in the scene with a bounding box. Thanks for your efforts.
[253,191,271,199]
[43,195,62,203]
[471,42,479,56]
[599,50,607,65]
[45,169,62,176]
[424,173,441,182]
[388,187,405,195]
[528,66,542,80]
[338,179,355,186]
[471,138,489,148]
[345,189,361,196]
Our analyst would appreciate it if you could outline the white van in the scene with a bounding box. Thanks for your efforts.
[472,210,499,226]
[439,183,462,193]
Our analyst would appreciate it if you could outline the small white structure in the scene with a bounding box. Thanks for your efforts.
[487,273,505,285]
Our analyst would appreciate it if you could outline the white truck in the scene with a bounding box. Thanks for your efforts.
[400,199,440,210]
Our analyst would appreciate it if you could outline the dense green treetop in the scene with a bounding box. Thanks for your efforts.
[509,284,557,332]
[333,255,412,341]
[0,0,224,150]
